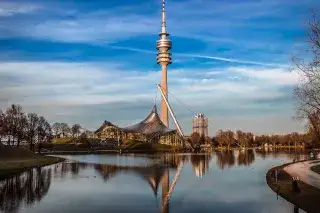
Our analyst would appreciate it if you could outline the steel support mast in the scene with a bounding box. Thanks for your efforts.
[157,84,194,151]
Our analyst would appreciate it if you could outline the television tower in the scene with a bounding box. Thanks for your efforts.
[157,0,172,127]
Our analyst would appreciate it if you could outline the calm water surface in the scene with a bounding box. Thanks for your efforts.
[0,149,316,213]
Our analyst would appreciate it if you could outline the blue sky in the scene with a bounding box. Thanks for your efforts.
[1,0,319,135]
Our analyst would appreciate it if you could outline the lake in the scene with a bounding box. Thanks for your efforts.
[0,149,316,213]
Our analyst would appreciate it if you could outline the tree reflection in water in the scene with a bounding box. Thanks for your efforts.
[216,150,258,169]
[216,150,236,170]
[255,148,310,162]
[0,167,52,213]
[237,149,255,166]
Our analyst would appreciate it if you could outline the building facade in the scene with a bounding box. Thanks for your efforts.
[95,106,183,146]
[192,113,209,137]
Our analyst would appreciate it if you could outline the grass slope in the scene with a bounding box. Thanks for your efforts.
[0,145,64,179]
[121,140,179,152]
[51,137,76,144]
[0,145,36,159]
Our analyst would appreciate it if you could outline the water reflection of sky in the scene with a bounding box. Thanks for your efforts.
[1,150,312,213]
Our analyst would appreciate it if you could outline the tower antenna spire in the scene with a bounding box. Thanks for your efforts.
[161,0,166,34]
[156,0,172,127]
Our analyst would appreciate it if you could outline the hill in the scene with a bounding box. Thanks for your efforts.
[0,144,64,179]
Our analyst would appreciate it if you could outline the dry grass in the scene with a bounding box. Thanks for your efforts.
[51,137,75,144]
[121,140,179,152]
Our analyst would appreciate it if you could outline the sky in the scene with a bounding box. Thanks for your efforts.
[0,0,319,136]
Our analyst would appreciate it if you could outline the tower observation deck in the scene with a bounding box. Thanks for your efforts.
[157,0,172,127]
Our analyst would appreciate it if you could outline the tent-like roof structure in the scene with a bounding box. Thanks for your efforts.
[95,105,175,135]
[120,105,175,134]
[95,120,117,134]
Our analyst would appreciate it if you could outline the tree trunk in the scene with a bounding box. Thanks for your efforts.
[29,138,34,152]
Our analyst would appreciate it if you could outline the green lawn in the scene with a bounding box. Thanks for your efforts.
[0,145,64,179]
[51,137,76,144]
[121,140,179,152]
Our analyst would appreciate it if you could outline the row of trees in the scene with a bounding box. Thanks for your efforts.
[0,104,85,151]
[0,104,52,150]
[212,130,316,148]
[189,129,317,149]
[52,122,82,138]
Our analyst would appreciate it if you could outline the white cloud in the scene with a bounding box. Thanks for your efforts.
[0,61,303,135]
[0,2,41,16]
[19,12,159,43]
[227,67,300,85]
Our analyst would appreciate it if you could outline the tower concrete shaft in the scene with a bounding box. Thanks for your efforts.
[156,0,172,127]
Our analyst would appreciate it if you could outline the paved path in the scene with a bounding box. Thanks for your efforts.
[284,160,320,189]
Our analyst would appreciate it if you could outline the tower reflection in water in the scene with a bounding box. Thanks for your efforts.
[0,152,261,213]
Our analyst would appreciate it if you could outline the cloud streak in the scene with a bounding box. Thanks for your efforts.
[108,45,288,67]
[0,2,41,17]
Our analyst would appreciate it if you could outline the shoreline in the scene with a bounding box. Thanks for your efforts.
[40,149,176,155]
[266,160,320,213]
[0,155,65,180]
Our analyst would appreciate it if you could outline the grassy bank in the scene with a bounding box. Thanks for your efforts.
[0,145,64,179]
[311,164,320,174]
[266,161,320,213]
[121,140,180,153]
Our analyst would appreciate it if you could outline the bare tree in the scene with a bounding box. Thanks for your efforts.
[199,134,206,144]
[25,113,39,151]
[52,123,62,138]
[60,123,70,138]
[5,104,26,146]
[190,132,201,144]
[0,109,6,144]
[307,110,320,142]
[71,124,81,138]
[37,116,52,144]
[15,114,27,147]
[224,130,234,149]
[293,11,320,143]
[215,130,224,148]
[215,130,234,149]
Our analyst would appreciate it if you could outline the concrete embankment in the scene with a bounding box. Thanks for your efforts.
[266,160,320,213]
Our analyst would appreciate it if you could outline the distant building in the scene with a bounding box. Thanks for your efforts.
[95,105,182,146]
[192,113,208,137]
